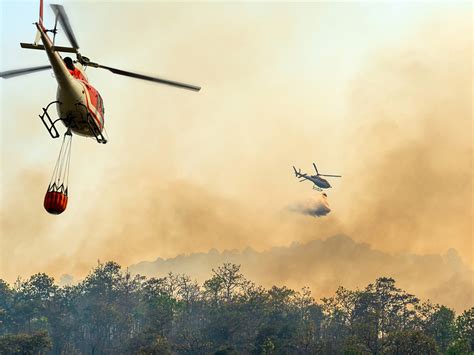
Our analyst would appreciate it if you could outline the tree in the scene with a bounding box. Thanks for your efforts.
[342,336,372,355]
[177,274,201,307]
[0,331,52,354]
[0,279,13,334]
[11,273,57,334]
[75,261,141,353]
[368,277,419,337]
[351,290,380,353]
[139,276,177,337]
[204,263,246,304]
[446,338,471,355]
[293,287,324,353]
[257,286,300,353]
[453,308,474,352]
[383,330,438,355]
[321,286,357,353]
[364,277,420,353]
[127,333,172,354]
[0,263,468,354]
[424,305,455,353]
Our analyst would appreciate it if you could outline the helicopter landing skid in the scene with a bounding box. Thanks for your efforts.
[75,103,107,144]
[39,100,63,139]
[87,118,107,144]
[312,186,323,192]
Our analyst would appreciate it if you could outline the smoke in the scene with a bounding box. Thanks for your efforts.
[338,10,472,261]
[130,235,473,313]
[58,274,74,287]
[289,193,331,217]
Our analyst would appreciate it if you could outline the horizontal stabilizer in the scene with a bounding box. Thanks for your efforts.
[20,42,77,53]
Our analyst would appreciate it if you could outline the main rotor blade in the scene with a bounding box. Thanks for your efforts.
[50,4,79,50]
[0,65,51,79]
[97,64,201,91]
[318,174,341,178]
[313,163,319,175]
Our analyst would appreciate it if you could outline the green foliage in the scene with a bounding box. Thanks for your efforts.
[424,305,456,352]
[382,329,438,354]
[0,331,52,354]
[446,338,472,355]
[128,332,172,355]
[0,263,467,354]
[0,279,13,332]
[343,336,372,354]
[455,308,474,351]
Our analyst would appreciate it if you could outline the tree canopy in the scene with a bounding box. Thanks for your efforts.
[0,261,472,354]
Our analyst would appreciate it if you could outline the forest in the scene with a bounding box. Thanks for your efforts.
[0,261,472,354]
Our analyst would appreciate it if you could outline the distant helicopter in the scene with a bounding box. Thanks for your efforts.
[0,1,200,215]
[293,163,341,191]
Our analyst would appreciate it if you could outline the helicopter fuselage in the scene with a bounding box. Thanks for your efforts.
[56,74,104,137]
[37,22,104,138]
[307,175,331,189]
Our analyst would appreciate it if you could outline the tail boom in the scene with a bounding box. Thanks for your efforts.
[35,22,77,91]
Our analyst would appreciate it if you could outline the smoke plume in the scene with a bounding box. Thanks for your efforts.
[289,193,331,217]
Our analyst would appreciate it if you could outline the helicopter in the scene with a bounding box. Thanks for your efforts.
[293,163,341,191]
[0,1,200,144]
[0,1,200,214]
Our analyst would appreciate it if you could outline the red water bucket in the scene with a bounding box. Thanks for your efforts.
[44,191,68,215]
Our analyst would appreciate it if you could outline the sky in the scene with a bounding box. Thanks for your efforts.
[0,1,472,308]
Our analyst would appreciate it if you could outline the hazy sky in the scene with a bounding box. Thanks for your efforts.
[0,0,472,305]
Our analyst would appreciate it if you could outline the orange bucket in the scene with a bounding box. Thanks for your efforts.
[44,190,68,215]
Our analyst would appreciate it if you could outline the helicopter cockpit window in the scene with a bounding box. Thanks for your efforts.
[97,93,104,115]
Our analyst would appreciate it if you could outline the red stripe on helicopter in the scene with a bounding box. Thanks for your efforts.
[80,81,104,131]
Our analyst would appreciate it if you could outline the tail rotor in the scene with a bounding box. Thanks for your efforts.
[293,166,303,177]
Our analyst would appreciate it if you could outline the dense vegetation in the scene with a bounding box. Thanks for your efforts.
[0,261,472,354]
